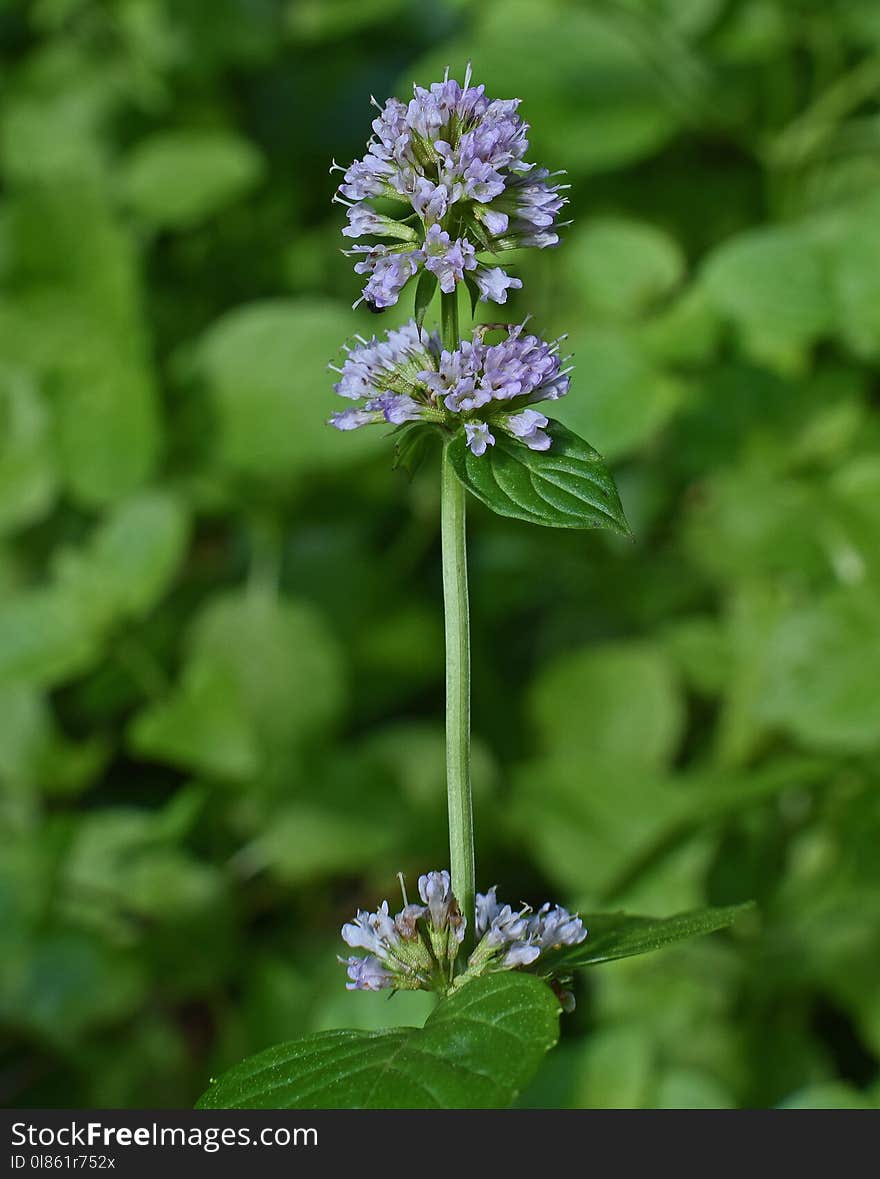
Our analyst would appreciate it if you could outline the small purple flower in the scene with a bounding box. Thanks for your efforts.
[421,340,484,412]
[340,201,419,242]
[329,407,382,431]
[474,206,510,236]
[422,225,478,293]
[503,408,551,451]
[472,265,522,304]
[341,901,398,955]
[483,902,540,967]
[342,955,395,992]
[366,392,425,425]
[418,869,454,927]
[466,884,587,988]
[350,245,422,310]
[462,158,506,204]
[339,870,465,993]
[336,155,394,202]
[465,422,495,456]
[410,178,450,225]
[530,903,589,951]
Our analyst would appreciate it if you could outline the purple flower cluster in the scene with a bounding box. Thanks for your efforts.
[333,65,567,310]
[340,870,464,993]
[470,886,587,972]
[341,870,587,999]
[329,320,571,456]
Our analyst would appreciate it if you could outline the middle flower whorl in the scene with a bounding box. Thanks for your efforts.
[329,321,571,456]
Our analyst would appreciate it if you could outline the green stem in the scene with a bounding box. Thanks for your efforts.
[441,287,460,351]
[441,442,474,948]
[440,288,474,949]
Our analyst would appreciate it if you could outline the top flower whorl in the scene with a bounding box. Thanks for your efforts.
[333,65,567,311]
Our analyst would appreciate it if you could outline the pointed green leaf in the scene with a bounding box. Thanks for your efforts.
[413,269,437,331]
[464,274,481,319]
[196,973,560,1109]
[464,215,495,254]
[554,903,755,970]
[392,423,438,480]
[448,419,629,533]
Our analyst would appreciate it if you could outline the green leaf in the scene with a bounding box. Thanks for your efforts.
[128,589,346,781]
[188,590,345,752]
[564,218,685,318]
[464,274,481,319]
[405,5,688,176]
[0,181,161,507]
[286,0,407,43]
[555,903,754,969]
[196,973,560,1109]
[392,423,437,480]
[0,588,99,687]
[570,1026,653,1108]
[0,682,108,796]
[821,193,880,359]
[701,225,834,353]
[529,640,684,772]
[412,268,437,331]
[191,298,381,481]
[127,660,260,781]
[54,491,190,626]
[233,802,396,885]
[777,1083,877,1110]
[757,586,880,752]
[551,326,685,460]
[0,367,56,536]
[447,420,629,533]
[121,130,265,230]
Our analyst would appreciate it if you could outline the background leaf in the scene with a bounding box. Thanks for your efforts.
[121,129,265,230]
[191,298,381,482]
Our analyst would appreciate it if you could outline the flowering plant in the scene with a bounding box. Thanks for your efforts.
[197,69,751,1112]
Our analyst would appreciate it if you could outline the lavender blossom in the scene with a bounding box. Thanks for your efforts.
[472,265,522,305]
[502,408,551,451]
[466,884,587,983]
[329,320,571,457]
[333,66,567,309]
[530,903,589,951]
[340,871,465,993]
[341,954,395,992]
[341,871,587,1002]
[464,422,495,456]
[351,245,422,310]
[422,225,477,293]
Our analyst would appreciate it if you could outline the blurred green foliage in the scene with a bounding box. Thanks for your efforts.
[1,0,879,1109]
